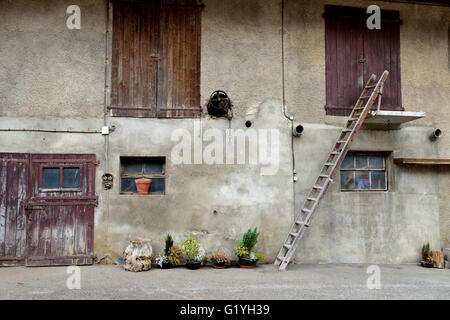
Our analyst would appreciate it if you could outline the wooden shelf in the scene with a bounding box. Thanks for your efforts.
[394,158,450,165]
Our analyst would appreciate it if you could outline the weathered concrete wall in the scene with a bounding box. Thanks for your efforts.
[282,0,449,258]
[0,0,105,118]
[0,0,448,263]
[102,102,294,261]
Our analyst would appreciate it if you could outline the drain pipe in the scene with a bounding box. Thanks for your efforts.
[281,0,298,212]
[0,128,102,133]
[103,1,111,174]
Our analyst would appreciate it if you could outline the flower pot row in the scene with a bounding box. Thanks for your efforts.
[154,228,265,270]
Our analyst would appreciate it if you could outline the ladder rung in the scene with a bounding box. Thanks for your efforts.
[301,208,311,213]
[324,162,334,166]
[365,85,376,89]
[319,174,329,178]
[330,151,339,155]
[295,221,309,227]
[289,232,299,237]
[313,185,323,190]
[360,95,371,99]
[342,129,352,132]
[306,197,317,201]
[337,140,347,144]
[283,244,292,249]
[348,117,359,121]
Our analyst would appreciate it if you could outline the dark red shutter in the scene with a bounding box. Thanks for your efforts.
[325,5,402,116]
[325,6,364,116]
[363,10,402,110]
[157,0,202,118]
[110,0,160,117]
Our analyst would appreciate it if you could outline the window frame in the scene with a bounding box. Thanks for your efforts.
[40,165,82,192]
[340,152,389,192]
[119,157,166,195]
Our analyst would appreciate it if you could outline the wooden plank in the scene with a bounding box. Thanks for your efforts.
[5,161,20,257]
[158,2,201,118]
[394,158,450,165]
[432,251,444,269]
[0,160,7,257]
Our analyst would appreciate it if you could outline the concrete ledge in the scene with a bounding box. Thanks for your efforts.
[364,110,426,126]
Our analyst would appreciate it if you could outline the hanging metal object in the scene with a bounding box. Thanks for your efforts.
[207,90,233,119]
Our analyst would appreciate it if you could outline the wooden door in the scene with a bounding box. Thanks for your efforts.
[0,154,29,266]
[26,154,96,266]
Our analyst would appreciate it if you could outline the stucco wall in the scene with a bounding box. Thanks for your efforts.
[0,0,448,263]
[0,0,105,118]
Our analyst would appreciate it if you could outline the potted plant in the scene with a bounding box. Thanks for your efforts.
[209,253,231,269]
[155,234,182,269]
[233,227,265,269]
[135,177,151,195]
[182,238,205,270]
[421,243,434,268]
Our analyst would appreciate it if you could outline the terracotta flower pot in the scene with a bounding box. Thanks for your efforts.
[135,178,151,195]
[238,257,257,269]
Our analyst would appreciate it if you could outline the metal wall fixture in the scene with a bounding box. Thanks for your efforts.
[207,90,233,119]
[430,128,442,141]
[292,123,304,137]
[102,173,114,190]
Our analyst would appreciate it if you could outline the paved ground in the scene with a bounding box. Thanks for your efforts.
[0,263,449,300]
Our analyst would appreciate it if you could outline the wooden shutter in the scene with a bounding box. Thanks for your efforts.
[109,0,160,118]
[325,6,364,116]
[363,10,402,110]
[325,5,402,116]
[157,0,202,118]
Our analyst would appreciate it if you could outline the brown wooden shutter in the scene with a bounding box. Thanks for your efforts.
[157,0,202,118]
[109,0,160,118]
[325,5,402,116]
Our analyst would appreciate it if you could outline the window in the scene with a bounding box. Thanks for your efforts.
[120,157,165,194]
[42,167,81,190]
[325,5,402,116]
[109,0,202,118]
[340,152,387,191]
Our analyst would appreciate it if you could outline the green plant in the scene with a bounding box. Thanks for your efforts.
[233,245,250,258]
[254,253,265,262]
[182,238,205,263]
[168,245,183,266]
[164,234,174,257]
[239,227,260,253]
[421,243,433,264]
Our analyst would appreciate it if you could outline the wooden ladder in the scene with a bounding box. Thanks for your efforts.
[274,70,389,271]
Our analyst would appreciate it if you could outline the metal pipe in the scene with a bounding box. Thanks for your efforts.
[0,128,102,134]
[430,128,442,141]
[292,123,304,137]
